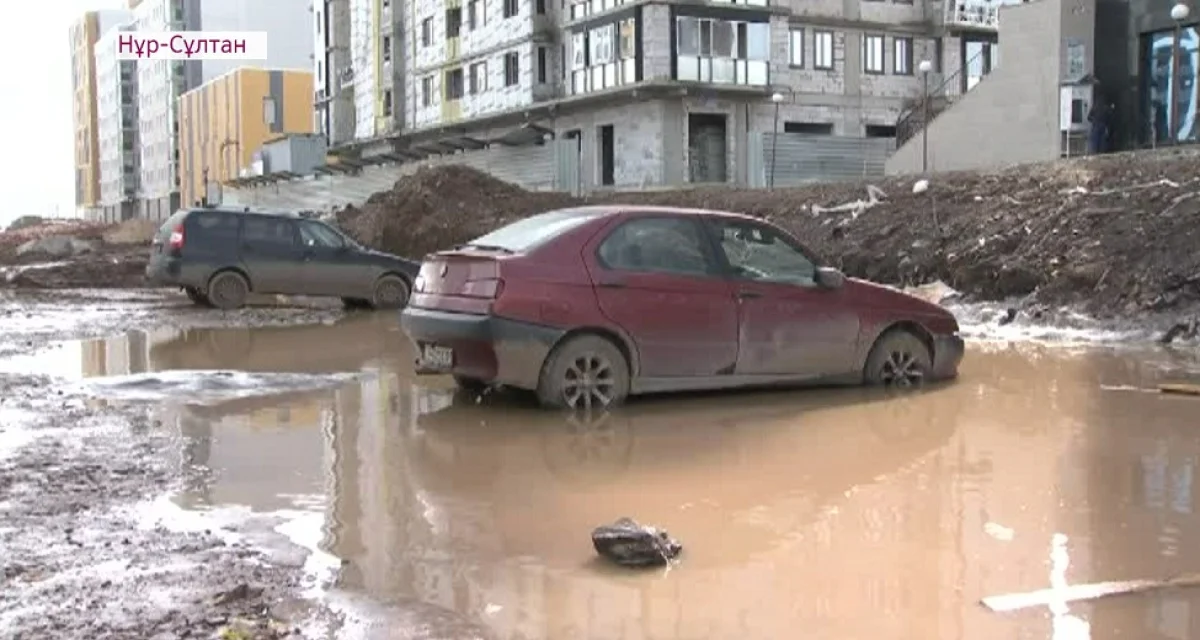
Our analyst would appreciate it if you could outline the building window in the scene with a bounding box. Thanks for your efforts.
[446,7,462,38]
[469,61,487,93]
[675,17,769,86]
[445,68,465,100]
[421,75,434,106]
[537,0,546,14]
[467,0,482,29]
[570,0,587,20]
[382,89,393,116]
[421,17,432,46]
[537,46,548,83]
[863,34,885,74]
[813,30,834,70]
[893,36,913,75]
[382,35,391,63]
[788,28,804,67]
[504,0,518,18]
[503,51,519,85]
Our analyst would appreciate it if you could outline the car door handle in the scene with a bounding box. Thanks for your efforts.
[737,290,763,300]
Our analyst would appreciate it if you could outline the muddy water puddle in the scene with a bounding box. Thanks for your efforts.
[13,315,1200,639]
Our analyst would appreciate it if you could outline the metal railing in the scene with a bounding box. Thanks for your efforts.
[895,49,990,147]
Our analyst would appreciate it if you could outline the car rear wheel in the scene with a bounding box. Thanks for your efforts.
[184,286,212,307]
[863,329,932,388]
[537,335,630,410]
[370,275,410,310]
[207,271,250,311]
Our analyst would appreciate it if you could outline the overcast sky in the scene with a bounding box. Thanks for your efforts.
[2,0,125,226]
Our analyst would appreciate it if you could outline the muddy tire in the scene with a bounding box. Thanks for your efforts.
[536,335,630,410]
[206,270,250,311]
[863,329,932,388]
[184,286,212,307]
[370,274,410,310]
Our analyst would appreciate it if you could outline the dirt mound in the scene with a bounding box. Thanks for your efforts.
[337,149,1200,318]
[337,164,575,258]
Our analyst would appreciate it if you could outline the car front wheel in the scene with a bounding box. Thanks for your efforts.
[537,335,630,410]
[863,329,932,388]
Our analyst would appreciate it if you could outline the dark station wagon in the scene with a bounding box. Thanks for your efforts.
[400,205,965,409]
[145,207,419,310]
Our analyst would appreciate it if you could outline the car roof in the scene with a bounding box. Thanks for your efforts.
[565,204,763,223]
[183,207,305,219]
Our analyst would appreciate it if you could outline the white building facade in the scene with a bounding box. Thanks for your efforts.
[314,0,357,146]
[95,21,141,223]
[134,0,315,220]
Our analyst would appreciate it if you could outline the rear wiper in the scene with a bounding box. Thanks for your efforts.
[457,243,514,254]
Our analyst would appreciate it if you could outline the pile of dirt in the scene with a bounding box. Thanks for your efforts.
[335,148,1200,318]
[336,164,576,258]
[0,220,154,289]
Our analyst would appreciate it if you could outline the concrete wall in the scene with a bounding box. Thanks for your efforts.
[225,143,565,212]
[885,0,1093,174]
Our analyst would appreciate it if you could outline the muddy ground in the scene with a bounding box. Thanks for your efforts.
[0,290,354,639]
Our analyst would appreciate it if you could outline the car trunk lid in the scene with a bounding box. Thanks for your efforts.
[414,250,505,308]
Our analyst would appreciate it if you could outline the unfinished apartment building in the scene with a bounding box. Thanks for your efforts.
[337,0,1003,189]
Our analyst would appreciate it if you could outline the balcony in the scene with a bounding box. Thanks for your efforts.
[943,0,1024,31]
[676,57,768,86]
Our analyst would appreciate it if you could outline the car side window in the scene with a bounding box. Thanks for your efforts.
[299,221,345,249]
[597,217,713,277]
[242,217,298,247]
[711,220,816,286]
[188,211,239,242]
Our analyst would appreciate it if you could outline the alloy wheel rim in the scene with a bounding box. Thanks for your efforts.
[880,349,924,387]
[562,351,617,409]
[214,276,242,305]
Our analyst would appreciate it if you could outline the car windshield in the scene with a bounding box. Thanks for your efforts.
[463,209,602,253]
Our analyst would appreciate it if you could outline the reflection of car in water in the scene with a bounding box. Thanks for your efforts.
[409,383,960,565]
[148,313,410,373]
[402,206,964,410]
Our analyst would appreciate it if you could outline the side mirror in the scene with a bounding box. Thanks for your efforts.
[815,266,845,289]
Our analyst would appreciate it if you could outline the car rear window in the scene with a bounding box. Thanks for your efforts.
[156,210,189,239]
[463,208,603,253]
[187,210,240,241]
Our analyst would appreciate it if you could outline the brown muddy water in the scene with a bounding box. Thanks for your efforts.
[18,314,1200,640]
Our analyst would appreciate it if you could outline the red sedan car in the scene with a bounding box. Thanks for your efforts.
[400,205,964,409]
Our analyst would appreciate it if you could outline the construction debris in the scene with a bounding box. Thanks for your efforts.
[981,572,1200,612]
[591,517,683,567]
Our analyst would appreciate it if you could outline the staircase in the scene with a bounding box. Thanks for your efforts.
[895,49,994,148]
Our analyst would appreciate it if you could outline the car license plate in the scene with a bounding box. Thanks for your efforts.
[420,343,453,370]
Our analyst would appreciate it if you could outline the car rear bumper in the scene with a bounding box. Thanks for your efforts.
[931,333,965,380]
[145,254,184,286]
[400,306,565,390]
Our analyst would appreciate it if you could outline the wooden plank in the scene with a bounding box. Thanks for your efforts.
[982,573,1200,612]
[1159,383,1200,396]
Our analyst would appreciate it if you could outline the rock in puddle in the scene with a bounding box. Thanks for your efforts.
[591,517,682,567]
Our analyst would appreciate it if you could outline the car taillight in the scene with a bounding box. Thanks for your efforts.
[168,225,184,250]
[463,278,503,298]
[413,275,426,293]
